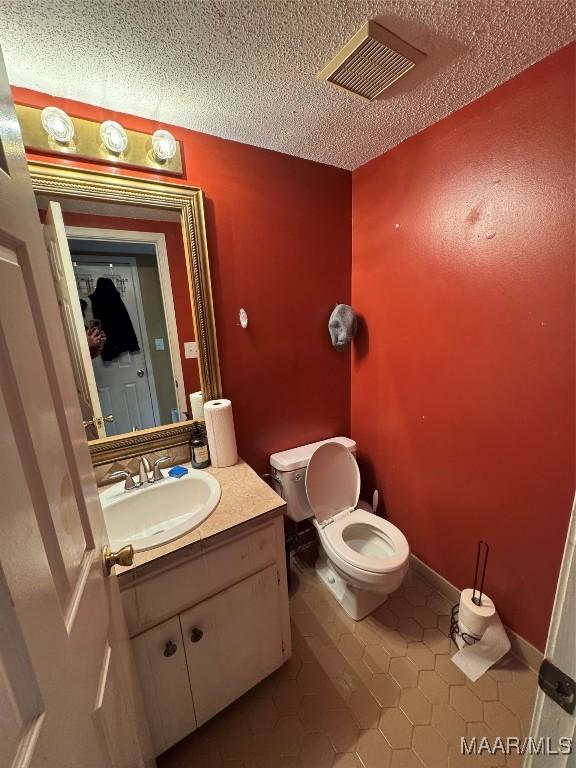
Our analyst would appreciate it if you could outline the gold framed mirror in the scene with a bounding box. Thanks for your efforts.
[29,162,221,465]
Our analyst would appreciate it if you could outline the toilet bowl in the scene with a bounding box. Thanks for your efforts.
[306,441,409,620]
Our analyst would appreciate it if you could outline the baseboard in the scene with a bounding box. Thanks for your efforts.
[410,554,544,673]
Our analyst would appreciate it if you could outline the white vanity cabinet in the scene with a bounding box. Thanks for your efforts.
[122,514,290,757]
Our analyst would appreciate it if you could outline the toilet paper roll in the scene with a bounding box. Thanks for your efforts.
[451,615,511,682]
[204,399,238,468]
[189,391,204,421]
[458,588,496,639]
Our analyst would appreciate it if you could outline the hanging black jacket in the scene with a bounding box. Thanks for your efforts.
[89,277,140,362]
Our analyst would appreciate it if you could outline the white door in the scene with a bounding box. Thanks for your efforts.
[73,257,159,435]
[43,201,107,439]
[526,495,575,767]
[0,49,152,768]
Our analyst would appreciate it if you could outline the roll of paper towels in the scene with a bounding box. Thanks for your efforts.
[458,588,496,638]
[204,399,238,467]
[189,391,204,421]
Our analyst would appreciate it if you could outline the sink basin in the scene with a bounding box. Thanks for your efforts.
[99,468,221,552]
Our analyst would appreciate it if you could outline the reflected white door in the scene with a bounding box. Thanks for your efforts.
[0,48,152,768]
[73,258,158,435]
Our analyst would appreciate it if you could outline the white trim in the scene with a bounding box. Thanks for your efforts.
[526,494,575,767]
[410,554,544,673]
[65,226,187,417]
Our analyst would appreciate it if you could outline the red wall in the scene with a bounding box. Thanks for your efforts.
[15,87,351,472]
[351,44,575,651]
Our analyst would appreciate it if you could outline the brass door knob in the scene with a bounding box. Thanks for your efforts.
[102,544,134,576]
[190,628,203,643]
[163,641,178,658]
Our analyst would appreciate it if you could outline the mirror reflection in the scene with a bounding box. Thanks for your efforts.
[36,193,200,440]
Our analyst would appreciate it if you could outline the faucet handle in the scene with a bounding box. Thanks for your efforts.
[109,470,139,491]
[152,456,170,482]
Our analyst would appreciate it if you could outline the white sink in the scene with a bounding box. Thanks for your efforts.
[99,468,221,552]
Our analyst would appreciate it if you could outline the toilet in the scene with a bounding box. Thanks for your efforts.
[270,437,410,620]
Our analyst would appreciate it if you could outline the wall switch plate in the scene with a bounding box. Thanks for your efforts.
[155,338,165,351]
[184,341,198,359]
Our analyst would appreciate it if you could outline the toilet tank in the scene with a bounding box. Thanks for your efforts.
[270,437,357,522]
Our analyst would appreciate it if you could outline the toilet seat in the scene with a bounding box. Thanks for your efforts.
[306,442,410,580]
[322,509,409,574]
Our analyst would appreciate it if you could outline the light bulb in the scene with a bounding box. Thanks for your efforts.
[100,120,128,154]
[41,107,74,144]
[152,129,177,161]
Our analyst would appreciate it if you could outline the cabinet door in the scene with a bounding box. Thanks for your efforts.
[180,565,284,726]
[132,616,196,756]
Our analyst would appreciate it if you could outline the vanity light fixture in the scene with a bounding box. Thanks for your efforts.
[41,106,75,144]
[100,120,128,154]
[152,129,177,162]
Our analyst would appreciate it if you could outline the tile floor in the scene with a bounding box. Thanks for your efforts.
[159,559,538,768]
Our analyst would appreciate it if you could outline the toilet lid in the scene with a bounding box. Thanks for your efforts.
[305,441,360,524]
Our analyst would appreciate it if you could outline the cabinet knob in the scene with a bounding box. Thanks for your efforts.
[163,640,178,657]
[190,628,203,643]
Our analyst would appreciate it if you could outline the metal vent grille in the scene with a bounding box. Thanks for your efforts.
[318,21,425,101]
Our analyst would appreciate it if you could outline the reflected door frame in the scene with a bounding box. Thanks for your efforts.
[66,226,187,420]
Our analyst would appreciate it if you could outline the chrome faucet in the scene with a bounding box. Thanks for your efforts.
[138,456,151,485]
[109,455,170,492]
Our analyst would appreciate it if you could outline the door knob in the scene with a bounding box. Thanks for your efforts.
[163,641,178,658]
[82,418,95,428]
[136,369,144,377]
[102,414,114,422]
[190,628,203,643]
[102,544,134,576]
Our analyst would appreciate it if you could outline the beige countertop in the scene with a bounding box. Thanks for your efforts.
[112,458,285,576]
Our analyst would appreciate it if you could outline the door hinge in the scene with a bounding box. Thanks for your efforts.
[538,658,575,714]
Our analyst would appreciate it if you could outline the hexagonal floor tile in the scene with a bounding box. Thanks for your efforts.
[431,703,467,748]
[418,670,450,704]
[413,724,449,768]
[379,707,413,749]
[369,673,402,708]
[435,654,467,686]
[422,628,452,655]
[338,633,366,663]
[483,701,522,739]
[427,593,453,616]
[324,707,360,753]
[348,688,381,729]
[380,627,408,657]
[413,605,438,629]
[274,679,304,716]
[449,685,483,722]
[389,657,419,688]
[397,618,423,643]
[406,643,436,670]
[363,643,391,674]
[400,688,432,725]
[356,727,393,768]
[387,593,414,618]
[389,748,426,768]
[300,733,336,768]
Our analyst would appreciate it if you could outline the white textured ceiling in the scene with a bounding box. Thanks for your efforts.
[0,1,573,170]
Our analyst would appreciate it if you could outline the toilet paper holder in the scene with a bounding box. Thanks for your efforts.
[450,540,491,647]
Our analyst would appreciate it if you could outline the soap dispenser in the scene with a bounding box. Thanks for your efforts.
[190,422,210,469]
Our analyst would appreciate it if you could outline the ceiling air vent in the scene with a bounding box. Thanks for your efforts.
[318,21,425,101]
